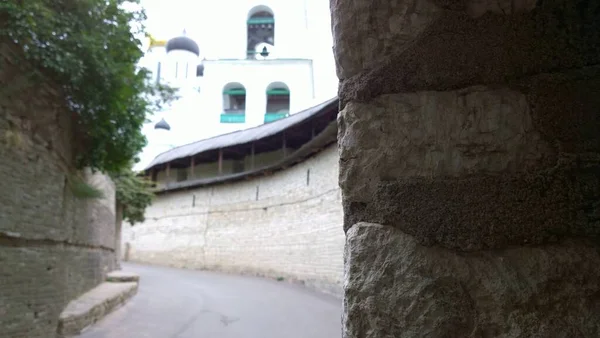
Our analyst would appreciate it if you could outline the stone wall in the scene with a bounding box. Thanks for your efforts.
[331,0,600,336]
[0,46,117,337]
[122,145,345,296]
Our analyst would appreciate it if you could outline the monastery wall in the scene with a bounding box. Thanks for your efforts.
[122,145,344,296]
[0,45,117,338]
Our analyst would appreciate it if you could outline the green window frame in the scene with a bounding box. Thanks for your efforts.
[223,88,246,96]
[264,112,289,123]
[220,114,246,123]
[266,88,290,95]
[247,18,275,25]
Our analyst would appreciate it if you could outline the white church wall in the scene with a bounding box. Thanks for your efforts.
[201,59,314,128]
[161,49,199,86]
[305,0,338,103]
[122,145,344,297]
[197,0,311,60]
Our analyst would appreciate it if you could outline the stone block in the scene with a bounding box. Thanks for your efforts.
[106,271,140,283]
[343,222,600,338]
[57,282,138,337]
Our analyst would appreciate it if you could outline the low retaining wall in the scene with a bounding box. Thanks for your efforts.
[122,145,344,296]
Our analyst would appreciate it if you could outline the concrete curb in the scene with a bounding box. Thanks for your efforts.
[106,270,140,283]
[57,273,140,337]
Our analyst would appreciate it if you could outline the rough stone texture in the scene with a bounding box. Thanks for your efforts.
[344,223,600,338]
[331,0,600,108]
[122,146,345,297]
[338,82,600,251]
[0,246,116,338]
[332,0,600,336]
[106,271,140,283]
[57,282,138,337]
[0,45,117,338]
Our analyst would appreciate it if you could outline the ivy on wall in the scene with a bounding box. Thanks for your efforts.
[111,169,154,225]
[0,0,176,173]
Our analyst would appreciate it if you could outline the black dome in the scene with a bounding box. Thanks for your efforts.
[154,118,171,131]
[166,36,199,56]
[196,64,204,77]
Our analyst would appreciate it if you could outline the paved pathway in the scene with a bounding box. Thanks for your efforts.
[78,263,342,338]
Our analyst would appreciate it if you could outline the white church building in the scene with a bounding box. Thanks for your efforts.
[134,0,337,171]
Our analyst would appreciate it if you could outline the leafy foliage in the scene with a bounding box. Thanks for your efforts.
[0,0,176,173]
[111,168,154,225]
[67,174,105,199]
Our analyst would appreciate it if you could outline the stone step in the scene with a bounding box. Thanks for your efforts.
[57,282,138,337]
[106,270,140,283]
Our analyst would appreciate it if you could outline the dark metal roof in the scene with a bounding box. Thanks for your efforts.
[154,118,171,130]
[166,36,200,56]
[145,97,338,170]
[154,121,337,194]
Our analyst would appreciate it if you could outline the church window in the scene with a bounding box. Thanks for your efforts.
[265,82,290,123]
[247,6,274,59]
[221,83,246,123]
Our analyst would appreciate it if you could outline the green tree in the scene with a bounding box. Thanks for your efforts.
[111,169,154,225]
[0,0,176,173]
[1,0,174,219]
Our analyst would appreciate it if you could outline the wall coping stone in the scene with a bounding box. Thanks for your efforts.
[106,271,140,283]
[56,281,138,337]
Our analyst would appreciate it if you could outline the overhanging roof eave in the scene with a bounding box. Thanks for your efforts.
[143,97,338,171]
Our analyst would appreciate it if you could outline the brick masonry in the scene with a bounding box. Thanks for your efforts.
[0,46,117,338]
[122,145,345,296]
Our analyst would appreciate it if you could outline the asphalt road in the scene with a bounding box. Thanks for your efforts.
[78,263,342,338]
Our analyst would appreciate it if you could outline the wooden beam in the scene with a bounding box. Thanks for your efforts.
[282,132,287,158]
[251,142,255,170]
[218,149,223,175]
[166,163,170,179]
[223,146,246,155]
[189,156,195,179]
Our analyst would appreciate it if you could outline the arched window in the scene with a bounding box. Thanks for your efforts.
[264,82,290,123]
[247,6,274,59]
[221,83,246,123]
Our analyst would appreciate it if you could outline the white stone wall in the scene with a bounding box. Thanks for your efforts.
[122,145,344,296]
